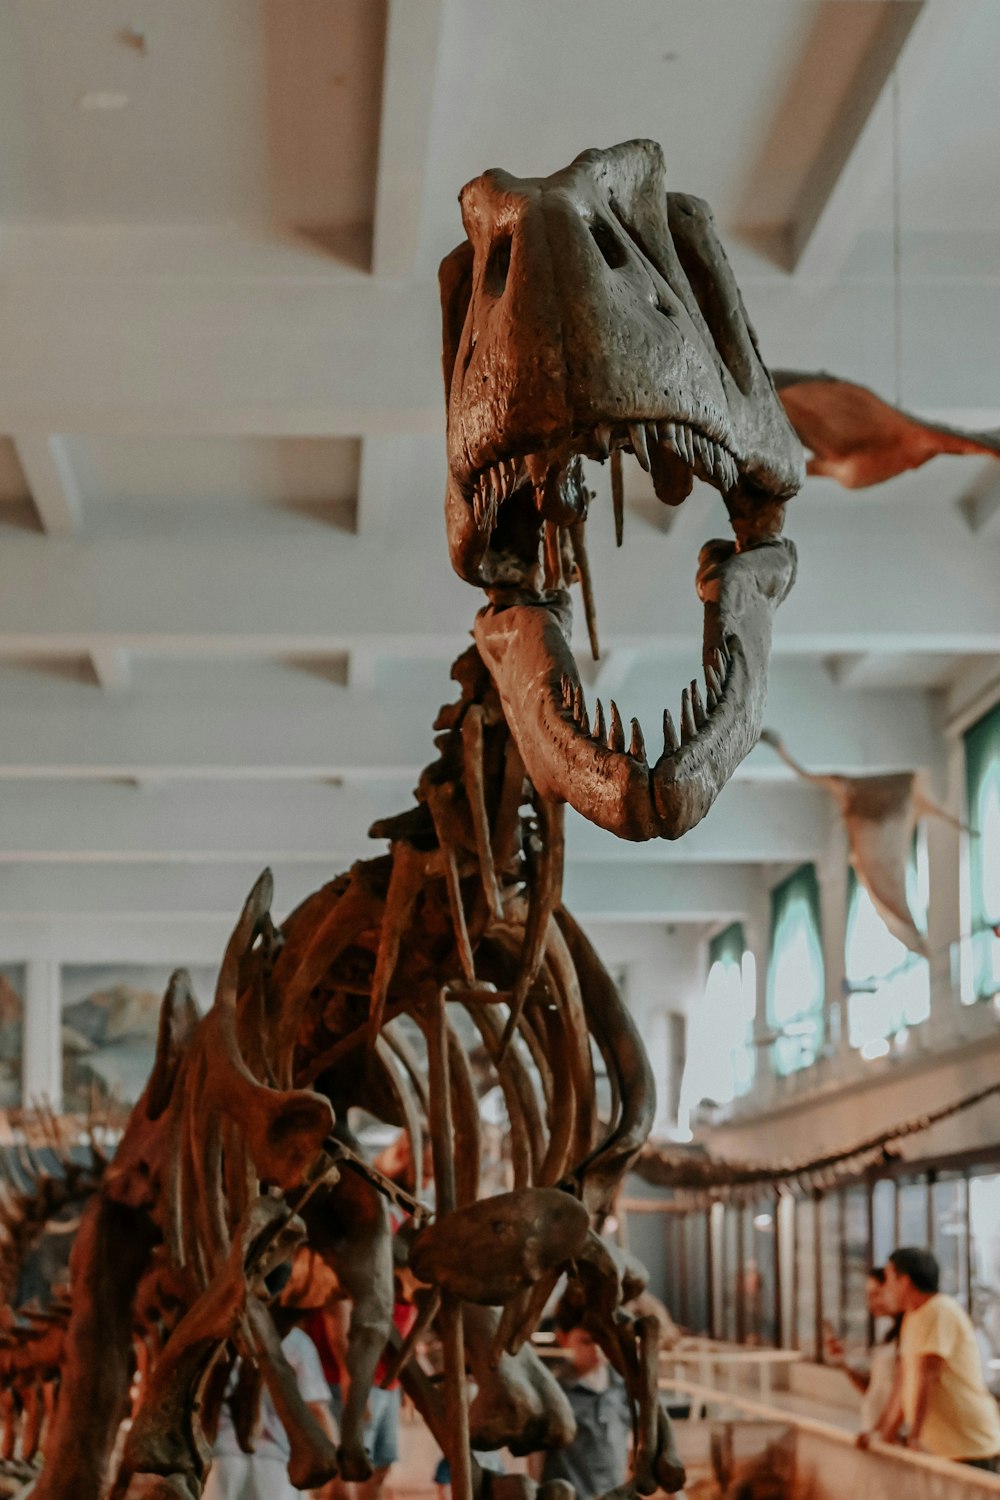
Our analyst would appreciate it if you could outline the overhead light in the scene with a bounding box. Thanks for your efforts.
[753,1213,773,1230]
[78,91,130,111]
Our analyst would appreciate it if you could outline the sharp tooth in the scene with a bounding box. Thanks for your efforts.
[491,463,504,499]
[573,685,585,723]
[680,686,697,742]
[659,420,679,457]
[696,436,714,477]
[706,686,718,713]
[662,707,679,754]
[680,424,695,465]
[561,674,574,709]
[719,449,737,492]
[473,478,494,538]
[629,717,646,762]
[629,422,650,472]
[594,424,612,460]
[579,702,590,735]
[608,700,625,752]
[705,663,722,698]
[690,679,707,728]
[592,698,606,744]
[611,449,625,547]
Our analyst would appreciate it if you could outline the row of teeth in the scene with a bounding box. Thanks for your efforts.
[470,420,739,535]
[559,643,731,764]
[598,418,739,492]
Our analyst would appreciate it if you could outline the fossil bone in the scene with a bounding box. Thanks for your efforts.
[775,369,1000,488]
[32,142,807,1500]
[761,729,968,956]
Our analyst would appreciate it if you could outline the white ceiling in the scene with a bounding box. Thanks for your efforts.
[0,0,997,939]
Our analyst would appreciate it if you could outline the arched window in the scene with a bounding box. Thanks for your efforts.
[767,865,824,1075]
[845,831,930,1055]
[678,923,755,1135]
[965,701,1000,1001]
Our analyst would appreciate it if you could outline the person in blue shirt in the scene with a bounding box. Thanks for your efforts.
[540,1301,631,1500]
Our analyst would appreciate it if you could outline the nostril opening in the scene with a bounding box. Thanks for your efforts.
[656,299,676,320]
[589,218,629,270]
[484,234,512,297]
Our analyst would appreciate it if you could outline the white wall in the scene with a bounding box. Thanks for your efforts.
[585,921,704,1139]
[697,669,1000,1165]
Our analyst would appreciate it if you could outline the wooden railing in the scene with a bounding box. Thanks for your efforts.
[660,1374,1000,1495]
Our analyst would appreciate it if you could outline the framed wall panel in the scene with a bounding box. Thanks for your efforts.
[60,962,216,1112]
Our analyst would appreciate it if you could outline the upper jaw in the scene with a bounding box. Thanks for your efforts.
[448,410,793,591]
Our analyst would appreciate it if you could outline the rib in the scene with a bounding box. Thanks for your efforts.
[461,704,504,921]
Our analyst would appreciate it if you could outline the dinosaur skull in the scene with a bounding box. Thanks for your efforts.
[441,139,804,840]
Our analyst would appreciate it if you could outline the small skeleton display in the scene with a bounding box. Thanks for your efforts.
[775,369,1000,488]
[31,141,804,1500]
[759,730,969,956]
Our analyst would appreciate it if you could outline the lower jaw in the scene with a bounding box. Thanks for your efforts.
[473,591,773,842]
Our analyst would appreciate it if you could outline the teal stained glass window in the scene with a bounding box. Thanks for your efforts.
[679,922,755,1131]
[767,865,824,1075]
[845,831,929,1052]
[965,701,1000,1001]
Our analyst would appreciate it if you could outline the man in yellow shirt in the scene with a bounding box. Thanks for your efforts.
[881,1246,1000,1471]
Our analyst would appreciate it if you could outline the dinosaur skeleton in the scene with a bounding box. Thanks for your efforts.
[32,140,802,1500]
[774,369,1000,488]
[760,730,965,956]
[636,1078,1000,1204]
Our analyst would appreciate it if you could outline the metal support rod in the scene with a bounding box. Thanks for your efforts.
[426,986,473,1500]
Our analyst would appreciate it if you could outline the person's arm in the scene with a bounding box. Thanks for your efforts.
[823,1328,870,1395]
[308,1400,340,1500]
[321,1300,353,1403]
[871,1361,904,1448]
[905,1354,944,1451]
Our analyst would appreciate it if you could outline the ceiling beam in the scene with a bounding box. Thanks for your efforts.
[957,465,1000,538]
[0,779,828,868]
[0,857,754,925]
[0,246,999,433]
[790,0,971,279]
[563,863,754,924]
[0,502,993,654]
[0,275,443,437]
[822,652,869,687]
[11,434,82,535]
[0,660,941,782]
[88,647,131,692]
[566,783,829,866]
[371,0,443,278]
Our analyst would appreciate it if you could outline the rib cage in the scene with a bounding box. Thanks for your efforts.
[29,648,660,1500]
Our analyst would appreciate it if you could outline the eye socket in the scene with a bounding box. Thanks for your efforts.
[484,234,512,297]
[589,217,629,270]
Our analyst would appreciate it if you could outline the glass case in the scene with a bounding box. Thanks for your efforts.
[795,1194,819,1358]
[969,1170,1000,1396]
[842,1184,871,1350]
[932,1173,969,1304]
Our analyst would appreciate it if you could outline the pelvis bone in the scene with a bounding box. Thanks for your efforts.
[409,1189,590,1305]
[443,140,804,841]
